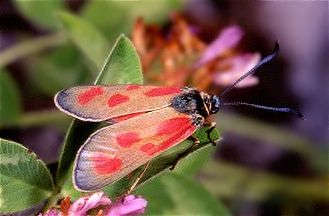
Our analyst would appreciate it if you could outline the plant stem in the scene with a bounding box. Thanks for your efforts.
[42,186,63,212]
[0,110,69,129]
[0,32,66,68]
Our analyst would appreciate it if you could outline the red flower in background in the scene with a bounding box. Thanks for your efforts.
[132,14,260,92]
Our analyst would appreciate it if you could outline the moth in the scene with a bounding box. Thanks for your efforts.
[54,42,302,192]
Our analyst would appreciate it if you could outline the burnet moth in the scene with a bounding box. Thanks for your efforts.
[54,42,303,192]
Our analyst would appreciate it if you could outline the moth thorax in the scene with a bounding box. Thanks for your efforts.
[171,88,208,117]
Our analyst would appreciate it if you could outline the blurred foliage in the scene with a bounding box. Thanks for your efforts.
[14,0,183,40]
[137,172,230,216]
[216,113,328,173]
[14,0,65,29]
[0,0,327,215]
[200,160,329,203]
[95,35,144,84]
[0,70,22,126]
[29,44,90,96]
[0,32,66,68]
[80,0,183,42]
[57,11,109,70]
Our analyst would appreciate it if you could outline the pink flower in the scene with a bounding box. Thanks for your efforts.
[105,195,147,216]
[194,25,260,88]
[68,192,112,215]
[38,192,147,216]
[214,53,261,87]
[133,16,261,91]
[197,25,244,66]
[38,209,61,216]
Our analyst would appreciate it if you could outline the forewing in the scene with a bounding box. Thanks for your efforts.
[73,107,202,191]
[54,85,182,121]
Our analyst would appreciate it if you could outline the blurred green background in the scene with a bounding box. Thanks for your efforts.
[0,0,328,215]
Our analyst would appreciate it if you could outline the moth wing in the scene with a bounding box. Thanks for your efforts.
[54,85,182,122]
[73,107,203,191]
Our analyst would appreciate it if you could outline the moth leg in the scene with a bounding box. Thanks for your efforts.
[188,135,200,145]
[169,135,200,170]
[125,161,151,195]
[204,122,217,146]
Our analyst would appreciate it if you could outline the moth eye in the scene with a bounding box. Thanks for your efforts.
[208,98,211,103]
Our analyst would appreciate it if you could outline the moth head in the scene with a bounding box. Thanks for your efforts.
[209,95,221,114]
[201,93,221,115]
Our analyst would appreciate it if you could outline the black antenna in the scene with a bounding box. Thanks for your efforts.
[223,102,304,119]
[218,41,304,119]
[219,41,280,98]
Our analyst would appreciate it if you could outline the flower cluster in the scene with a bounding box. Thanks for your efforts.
[39,192,147,216]
[132,14,260,92]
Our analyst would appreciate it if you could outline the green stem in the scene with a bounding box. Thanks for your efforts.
[19,110,68,127]
[0,110,69,129]
[200,160,329,203]
[42,186,63,212]
[0,32,66,68]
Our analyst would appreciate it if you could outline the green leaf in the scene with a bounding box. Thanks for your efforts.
[174,145,215,177]
[0,138,54,213]
[95,34,143,84]
[4,201,46,216]
[0,70,22,126]
[137,173,231,215]
[174,128,220,177]
[56,35,143,186]
[14,0,64,29]
[57,11,109,70]
[29,44,90,96]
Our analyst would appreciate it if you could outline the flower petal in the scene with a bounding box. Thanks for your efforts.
[38,209,61,216]
[197,25,244,65]
[105,195,147,216]
[214,53,261,87]
[68,192,112,216]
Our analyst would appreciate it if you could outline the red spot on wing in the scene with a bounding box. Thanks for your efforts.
[157,117,192,136]
[78,87,104,105]
[139,121,196,156]
[92,154,122,175]
[107,94,130,107]
[111,112,145,123]
[140,143,157,156]
[157,125,196,152]
[144,87,181,97]
[126,85,140,90]
[116,132,141,147]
